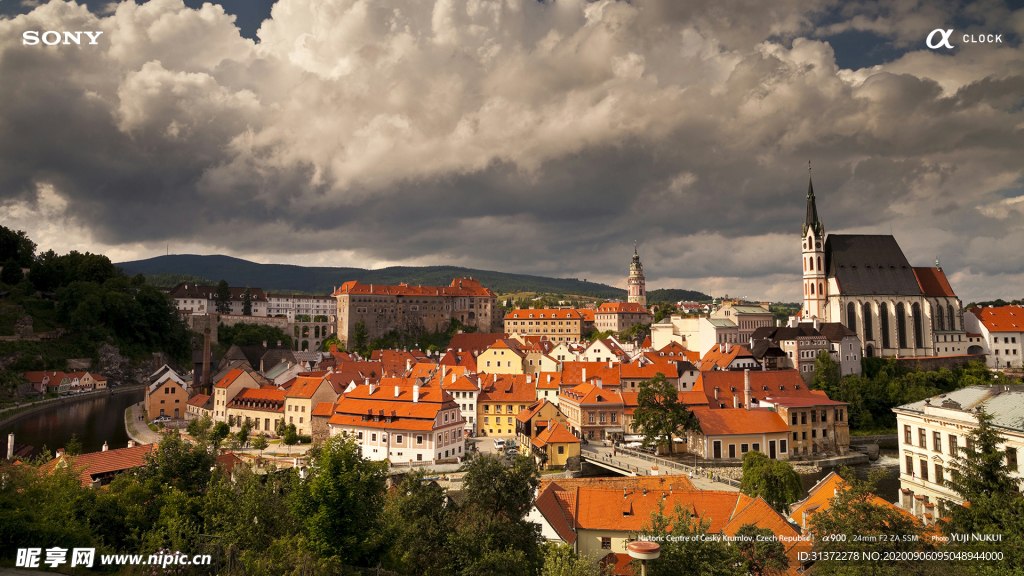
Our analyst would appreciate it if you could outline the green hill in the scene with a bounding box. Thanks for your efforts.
[116,254,712,301]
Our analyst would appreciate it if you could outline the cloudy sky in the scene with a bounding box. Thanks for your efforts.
[0,0,1022,303]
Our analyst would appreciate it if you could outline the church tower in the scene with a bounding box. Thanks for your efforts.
[802,165,826,318]
[628,243,647,306]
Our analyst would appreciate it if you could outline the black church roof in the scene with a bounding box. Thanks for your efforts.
[825,235,923,296]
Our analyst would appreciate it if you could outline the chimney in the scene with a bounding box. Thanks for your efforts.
[582,368,587,383]
[263,340,268,348]
[91,478,101,489]
[733,395,739,408]
[407,359,412,372]
[714,387,719,400]
[547,374,552,383]
[7,433,13,459]
[442,365,447,379]
[451,373,456,384]
[726,342,731,354]
[477,376,482,390]
[102,441,108,452]
[744,369,751,411]
[128,440,135,448]
[369,383,376,395]
[526,374,532,384]
[413,385,420,403]
[395,385,400,398]
[813,318,820,330]
[56,448,65,457]
[595,377,603,389]
[202,327,212,391]
[608,360,613,368]
[623,489,627,499]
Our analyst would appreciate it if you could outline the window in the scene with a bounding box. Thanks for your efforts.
[740,444,749,454]
[396,435,403,444]
[919,428,927,448]
[780,439,787,453]
[417,435,423,445]
[934,431,941,452]
[558,446,565,455]
[601,538,611,550]
[920,459,929,482]
[906,455,914,475]
[792,413,798,425]
[801,412,807,425]
[1008,448,1018,472]
[904,425,912,444]
[752,443,760,452]
[935,464,944,486]
[949,434,958,456]
[371,433,377,442]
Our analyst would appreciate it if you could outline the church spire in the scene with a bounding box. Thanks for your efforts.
[803,161,823,238]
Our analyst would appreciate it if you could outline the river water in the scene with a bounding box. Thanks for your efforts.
[2,390,145,456]
[799,452,902,503]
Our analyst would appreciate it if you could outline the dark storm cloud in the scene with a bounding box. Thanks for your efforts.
[0,0,1022,302]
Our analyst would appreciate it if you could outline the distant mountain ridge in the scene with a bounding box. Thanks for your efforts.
[117,254,711,302]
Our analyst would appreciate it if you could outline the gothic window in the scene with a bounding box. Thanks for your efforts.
[810,283,815,295]
[880,303,890,349]
[819,282,824,296]
[804,258,807,271]
[912,303,923,348]
[817,257,822,271]
[846,303,856,332]
[808,258,813,271]
[948,304,956,331]
[862,303,873,341]
[936,305,945,331]
[896,303,907,349]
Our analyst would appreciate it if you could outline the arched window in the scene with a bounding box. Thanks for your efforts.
[862,303,873,341]
[936,305,945,331]
[846,302,856,332]
[805,283,808,296]
[810,283,815,295]
[948,304,956,331]
[912,303,923,348]
[865,344,874,357]
[880,303,890,349]
[896,303,907,349]
[817,256,822,271]
[819,282,824,296]
[804,258,807,271]
[808,258,813,271]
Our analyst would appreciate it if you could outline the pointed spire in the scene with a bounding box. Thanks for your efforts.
[804,161,822,237]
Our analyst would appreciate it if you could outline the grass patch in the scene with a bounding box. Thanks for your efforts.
[148,424,158,432]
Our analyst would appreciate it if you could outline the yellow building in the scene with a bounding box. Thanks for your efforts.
[283,376,341,436]
[514,398,568,448]
[477,340,526,375]
[529,422,580,469]
[212,369,261,423]
[504,309,584,342]
[477,374,536,437]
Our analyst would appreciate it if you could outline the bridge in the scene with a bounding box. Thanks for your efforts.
[580,446,741,490]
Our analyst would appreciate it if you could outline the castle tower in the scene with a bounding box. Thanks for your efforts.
[802,165,826,318]
[628,243,646,306]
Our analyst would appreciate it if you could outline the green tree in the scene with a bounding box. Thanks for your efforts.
[0,225,36,267]
[642,500,738,576]
[320,335,342,352]
[283,423,298,446]
[242,287,252,316]
[733,524,788,576]
[203,464,298,552]
[1,257,24,285]
[65,433,83,456]
[211,421,230,447]
[633,373,699,454]
[379,470,454,576]
[288,434,388,563]
[351,320,369,353]
[809,469,934,576]
[215,280,232,314]
[237,421,252,447]
[137,430,218,495]
[187,413,214,441]
[251,433,269,458]
[739,451,802,513]
[812,349,840,398]
[541,543,609,576]
[218,322,292,349]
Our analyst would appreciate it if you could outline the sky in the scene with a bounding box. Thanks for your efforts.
[0,0,1022,304]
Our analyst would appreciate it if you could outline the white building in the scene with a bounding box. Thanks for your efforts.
[964,306,1024,370]
[894,385,1024,524]
[170,283,268,316]
[650,316,739,357]
[327,379,466,463]
[266,293,337,321]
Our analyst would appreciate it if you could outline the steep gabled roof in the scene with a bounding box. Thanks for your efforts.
[824,235,922,296]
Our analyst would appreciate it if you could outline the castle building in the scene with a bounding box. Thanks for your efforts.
[333,278,499,348]
[627,245,646,306]
[800,171,966,358]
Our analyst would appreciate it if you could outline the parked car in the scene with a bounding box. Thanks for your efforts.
[153,415,171,423]
[493,438,506,450]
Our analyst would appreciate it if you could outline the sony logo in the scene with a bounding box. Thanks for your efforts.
[22,31,104,46]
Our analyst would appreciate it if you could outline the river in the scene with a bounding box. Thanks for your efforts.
[2,390,145,456]
[799,451,902,503]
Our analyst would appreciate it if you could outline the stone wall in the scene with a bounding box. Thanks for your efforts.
[895,354,987,372]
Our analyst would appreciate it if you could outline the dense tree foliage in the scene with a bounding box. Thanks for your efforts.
[739,451,803,513]
[217,322,292,349]
[356,318,474,356]
[813,358,1008,432]
[0,226,36,267]
[640,501,738,576]
[215,280,232,314]
[633,373,699,454]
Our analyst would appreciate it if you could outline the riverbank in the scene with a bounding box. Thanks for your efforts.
[698,460,823,483]
[125,401,163,445]
[0,385,145,430]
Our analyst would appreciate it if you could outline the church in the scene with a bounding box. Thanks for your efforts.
[800,173,968,358]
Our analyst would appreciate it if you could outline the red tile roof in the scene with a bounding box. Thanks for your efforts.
[478,374,537,403]
[311,401,336,417]
[505,309,584,320]
[535,483,578,544]
[560,383,624,406]
[285,376,329,398]
[599,554,635,576]
[561,362,621,387]
[536,372,562,389]
[697,370,811,409]
[620,363,679,379]
[334,278,495,297]
[913,267,957,297]
[577,309,596,322]
[597,302,651,315]
[44,444,154,487]
[535,422,580,445]
[215,369,246,388]
[970,306,1024,333]
[690,407,790,436]
[447,332,509,353]
[443,375,481,392]
[187,394,211,407]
